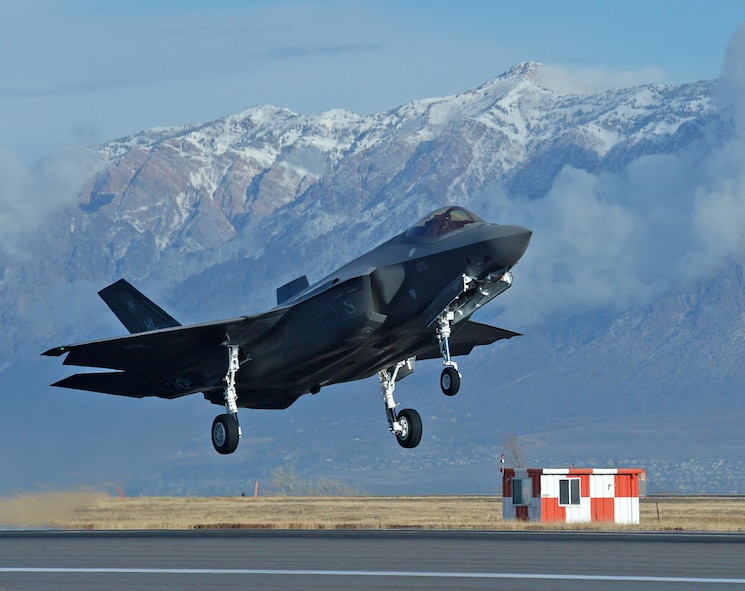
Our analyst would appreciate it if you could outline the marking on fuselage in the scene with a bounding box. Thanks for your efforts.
[343,301,356,316]
[408,288,417,300]
[408,248,416,258]
[318,307,340,328]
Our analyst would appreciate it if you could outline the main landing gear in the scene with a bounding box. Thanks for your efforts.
[378,360,422,448]
[378,310,465,449]
[212,344,242,454]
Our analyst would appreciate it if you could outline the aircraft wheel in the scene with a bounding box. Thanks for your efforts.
[212,414,240,454]
[395,408,422,449]
[440,366,461,396]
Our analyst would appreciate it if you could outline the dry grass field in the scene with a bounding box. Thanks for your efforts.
[1,493,744,531]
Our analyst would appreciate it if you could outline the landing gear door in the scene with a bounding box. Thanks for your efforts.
[423,274,467,327]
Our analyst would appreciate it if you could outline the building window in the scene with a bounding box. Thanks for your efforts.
[512,478,532,506]
[559,478,580,505]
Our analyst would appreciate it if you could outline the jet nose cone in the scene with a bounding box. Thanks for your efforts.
[491,225,532,267]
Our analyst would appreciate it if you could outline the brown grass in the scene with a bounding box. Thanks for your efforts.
[2,493,744,531]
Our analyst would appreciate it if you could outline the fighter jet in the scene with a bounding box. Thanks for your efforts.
[43,206,531,454]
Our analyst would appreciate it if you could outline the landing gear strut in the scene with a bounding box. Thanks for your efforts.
[436,310,461,396]
[378,361,422,448]
[212,344,242,454]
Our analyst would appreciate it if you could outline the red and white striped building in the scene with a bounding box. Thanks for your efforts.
[502,467,646,524]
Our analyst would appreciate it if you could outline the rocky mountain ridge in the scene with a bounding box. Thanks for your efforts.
[68,62,719,285]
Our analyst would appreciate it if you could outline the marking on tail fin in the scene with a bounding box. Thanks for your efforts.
[98,279,181,334]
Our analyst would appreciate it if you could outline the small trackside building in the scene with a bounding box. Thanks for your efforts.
[502,468,646,524]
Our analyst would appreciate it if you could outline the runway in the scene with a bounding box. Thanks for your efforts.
[2,529,744,590]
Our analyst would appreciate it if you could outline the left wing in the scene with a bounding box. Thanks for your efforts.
[42,309,287,398]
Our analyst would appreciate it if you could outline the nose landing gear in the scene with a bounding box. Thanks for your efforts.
[436,310,461,396]
[212,413,240,454]
[440,366,461,397]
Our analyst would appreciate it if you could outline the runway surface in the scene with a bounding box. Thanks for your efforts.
[1,529,744,590]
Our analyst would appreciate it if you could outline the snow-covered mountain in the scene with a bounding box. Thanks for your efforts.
[73,63,716,277]
[3,62,744,495]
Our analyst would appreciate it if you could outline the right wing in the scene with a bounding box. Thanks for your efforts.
[42,309,287,398]
[416,319,520,360]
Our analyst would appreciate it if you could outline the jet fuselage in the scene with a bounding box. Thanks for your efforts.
[218,216,531,408]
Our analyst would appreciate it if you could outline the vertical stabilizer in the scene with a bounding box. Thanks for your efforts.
[276,275,309,305]
[98,279,181,334]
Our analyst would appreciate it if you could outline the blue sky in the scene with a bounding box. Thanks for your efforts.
[0,0,744,162]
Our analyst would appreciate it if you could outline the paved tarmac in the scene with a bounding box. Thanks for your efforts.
[1,529,744,590]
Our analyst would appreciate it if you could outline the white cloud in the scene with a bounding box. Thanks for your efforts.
[475,167,650,325]
[476,93,743,326]
[690,22,745,269]
[692,177,745,262]
[715,22,745,132]
[535,64,667,94]
[0,146,101,260]
[467,23,745,327]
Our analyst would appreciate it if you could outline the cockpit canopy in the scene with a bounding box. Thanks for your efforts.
[405,206,485,240]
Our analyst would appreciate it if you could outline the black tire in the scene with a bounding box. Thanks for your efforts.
[440,366,461,396]
[395,408,422,449]
[212,414,240,454]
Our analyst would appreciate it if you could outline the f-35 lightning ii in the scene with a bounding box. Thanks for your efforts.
[43,206,531,454]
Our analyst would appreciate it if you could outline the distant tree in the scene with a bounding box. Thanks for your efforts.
[270,465,298,496]
[501,433,528,468]
[268,464,367,496]
[307,479,367,496]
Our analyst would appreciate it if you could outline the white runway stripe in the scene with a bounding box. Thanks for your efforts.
[2,567,744,584]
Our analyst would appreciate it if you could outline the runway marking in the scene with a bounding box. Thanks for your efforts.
[2,567,744,585]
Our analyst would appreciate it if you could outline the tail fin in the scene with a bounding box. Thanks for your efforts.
[98,279,181,334]
[276,275,309,305]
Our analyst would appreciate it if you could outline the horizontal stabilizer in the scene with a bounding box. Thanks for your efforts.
[51,371,151,397]
[99,279,181,334]
[276,275,309,305]
[51,371,194,399]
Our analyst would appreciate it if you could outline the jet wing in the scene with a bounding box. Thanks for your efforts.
[42,309,288,397]
[416,320,520,360]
